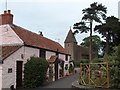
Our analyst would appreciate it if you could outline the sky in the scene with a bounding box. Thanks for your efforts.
[0,0,120,47]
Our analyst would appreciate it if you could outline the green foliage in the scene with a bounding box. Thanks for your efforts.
[74,61,81,67]
[80,35,102,57]
[91,58,104,63]
[74,59,89,67]
[104,46,120,88]
[94,16,120,55]
[79,63,108,88]
[82,2,107,22]
[69,64,74,74]
[24,57,48,88]
[110,46,120,88]
[65,64,68,70]
[80,59,89,63]
[73,2,107,61]
[74,2,107,34]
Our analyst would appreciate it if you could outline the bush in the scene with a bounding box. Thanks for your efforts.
[69,64,74,74]
[24,57,48,88]
[80,59,89,63]
[104,46,120,88]
[74,61,80,67]
[109,46,120,88]
[74,59,89,67]
[65,64,68,70]
[91,58,104,63]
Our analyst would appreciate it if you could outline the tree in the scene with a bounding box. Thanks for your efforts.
[111,46,120,88]
[24,57,49,88]
[94,16,120,55]
[105,46,120,88]
[81,35,102,57]
[74,2,107,61]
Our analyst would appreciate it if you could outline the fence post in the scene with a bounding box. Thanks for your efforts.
[80,63,82,84]
[106,62,109,88]
[88,64,90,85]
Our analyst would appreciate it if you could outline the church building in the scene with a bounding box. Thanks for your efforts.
[64,29,94,61]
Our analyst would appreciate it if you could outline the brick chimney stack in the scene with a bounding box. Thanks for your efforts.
[0,10,13,25]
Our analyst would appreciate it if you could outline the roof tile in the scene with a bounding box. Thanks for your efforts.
[11,24,68,54]
[0,46,22,60]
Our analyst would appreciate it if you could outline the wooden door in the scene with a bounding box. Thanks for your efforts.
[16,61,23,88]
[55,62,58,80]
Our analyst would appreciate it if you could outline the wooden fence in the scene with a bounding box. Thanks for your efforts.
[80,62,109,88]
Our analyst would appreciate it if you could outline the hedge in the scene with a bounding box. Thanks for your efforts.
[24,57,48,88]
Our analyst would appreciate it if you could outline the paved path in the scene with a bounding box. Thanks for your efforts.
[40,68,80,88]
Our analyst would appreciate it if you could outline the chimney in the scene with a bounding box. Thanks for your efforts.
[38,31,43,36]
[0,10,13,25]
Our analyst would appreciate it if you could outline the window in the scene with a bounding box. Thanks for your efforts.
[8,68,12,73]
[39,49,46,58]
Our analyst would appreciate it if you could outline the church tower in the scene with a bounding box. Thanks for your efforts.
[64,28,78,61]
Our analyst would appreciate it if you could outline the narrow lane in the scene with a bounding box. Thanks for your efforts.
[41,68,79,88]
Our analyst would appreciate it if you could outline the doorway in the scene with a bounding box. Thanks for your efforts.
[16,61,23,88]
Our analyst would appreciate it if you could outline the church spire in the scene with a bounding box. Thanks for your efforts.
[64,27,77,43]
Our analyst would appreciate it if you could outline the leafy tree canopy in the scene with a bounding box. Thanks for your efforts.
[73,2,107,60]
[80,35,102,57]
[94,16,120,55]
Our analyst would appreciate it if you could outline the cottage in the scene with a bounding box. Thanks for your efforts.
[0,10,71,89]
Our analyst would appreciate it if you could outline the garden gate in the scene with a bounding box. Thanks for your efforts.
[80,62,109,88]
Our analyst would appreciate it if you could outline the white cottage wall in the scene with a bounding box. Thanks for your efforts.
[46,51,56,81]
[46,51,56,60]
[2,47,24,89]
[2,46,39,89]
[2,45,70,89]
[64,55,71,76]
[58,54,65,60]
[23,46,39,65]
[0,25,23,46]
[0,65,2,90]
[58,54,65,79]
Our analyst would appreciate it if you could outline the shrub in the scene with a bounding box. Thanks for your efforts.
[74,59,89,67]
[74,61,80,67]
[109,46,120,88]
[104,46,120,88]
[24,57,48,88]
[80,59,89,63]
[69,64,74,74]
[92,58,104,63]
[65,64,68,70]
